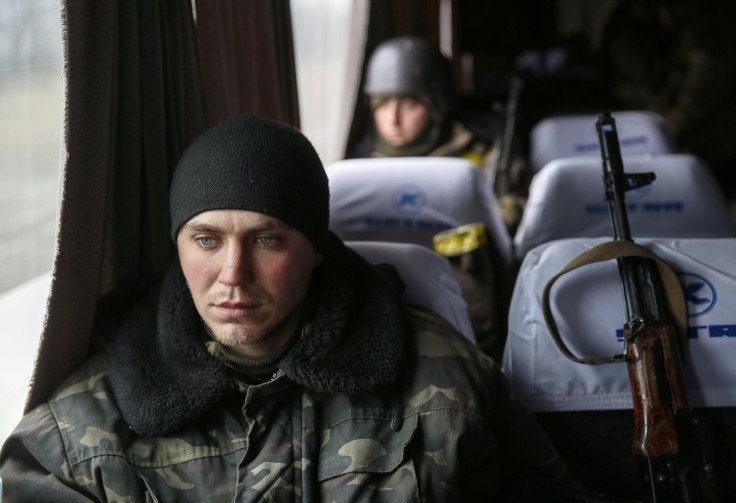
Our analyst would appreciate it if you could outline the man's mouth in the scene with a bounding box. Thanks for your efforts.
[215,301,259,317]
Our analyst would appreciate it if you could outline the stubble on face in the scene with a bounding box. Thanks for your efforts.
[177,210,320,357]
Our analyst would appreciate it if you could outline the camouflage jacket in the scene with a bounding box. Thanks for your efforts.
[0,236,570,501]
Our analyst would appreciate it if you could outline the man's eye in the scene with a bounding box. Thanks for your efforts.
[196,237,217,247]
[257,236,274,246]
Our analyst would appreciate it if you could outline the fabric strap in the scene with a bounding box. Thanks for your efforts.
[542,240,687,365]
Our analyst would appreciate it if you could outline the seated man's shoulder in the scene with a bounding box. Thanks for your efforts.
[4,352,131,470]
[45,352,130,447]
[400,305,500,409]
[49,352,114,405]
[402,304,491,366]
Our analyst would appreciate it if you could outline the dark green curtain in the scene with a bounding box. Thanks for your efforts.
[27,0,207,411]
[195,0,300,127]
[27,0,302,411]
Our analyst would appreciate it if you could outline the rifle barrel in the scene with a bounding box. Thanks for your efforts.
[597,112,632,242]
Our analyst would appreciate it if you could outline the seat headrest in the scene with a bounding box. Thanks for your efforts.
[529,110,675,172]
[346,240,475,343]
[502,237,736,411]
[513,154,735,260]
[327,157,512,265]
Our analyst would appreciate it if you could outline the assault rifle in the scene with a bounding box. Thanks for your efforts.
[596,112,705,502]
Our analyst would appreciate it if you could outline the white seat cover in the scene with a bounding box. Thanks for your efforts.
[529,110,674,172]
[346,240,475,343]
[502,237,736,412]
[327,157,512,265]
[513,154,735,260]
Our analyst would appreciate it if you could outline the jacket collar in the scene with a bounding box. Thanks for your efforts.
[109,233,406,436]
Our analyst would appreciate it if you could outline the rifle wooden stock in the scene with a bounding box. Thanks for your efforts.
[625,321,688,458]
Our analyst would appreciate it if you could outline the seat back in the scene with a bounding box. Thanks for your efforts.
[502,237,736,499]
[513,154,735,261]
[326,157,512,265]
[503,237,736,412]
[328,157,514,361]
[346,240,475,343]
[529,110,674,173]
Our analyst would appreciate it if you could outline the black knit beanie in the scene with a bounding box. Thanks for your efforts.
[169,114,329,253]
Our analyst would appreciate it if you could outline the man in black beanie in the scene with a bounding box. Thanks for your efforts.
[168,115,330,364]
[0,114,577,501]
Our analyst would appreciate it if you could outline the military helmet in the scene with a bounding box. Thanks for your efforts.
[363,36,457,115]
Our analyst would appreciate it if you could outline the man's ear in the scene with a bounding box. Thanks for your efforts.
[313,252,323,269]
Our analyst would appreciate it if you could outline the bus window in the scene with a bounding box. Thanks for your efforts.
[290,0,368,165]
[0,0,62,445]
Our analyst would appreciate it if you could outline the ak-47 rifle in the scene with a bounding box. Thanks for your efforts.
[542,112,710,500]
[596,112,705,502]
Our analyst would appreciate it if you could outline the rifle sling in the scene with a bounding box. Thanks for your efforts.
[542,240,687,365]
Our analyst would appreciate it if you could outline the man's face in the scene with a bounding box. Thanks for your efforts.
[373,96,430,147]
[177,209,321,357]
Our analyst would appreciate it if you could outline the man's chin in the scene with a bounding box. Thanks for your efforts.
[205,304,303,356]
[211,324,265,347]
[210,321,299,357]
[387,137,408,147]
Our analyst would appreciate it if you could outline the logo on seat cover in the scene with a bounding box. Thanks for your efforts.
[392,184,427,215]
[678,272,717,317]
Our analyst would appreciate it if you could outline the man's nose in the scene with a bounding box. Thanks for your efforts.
[217,243,252,285]
[390,100,402,124]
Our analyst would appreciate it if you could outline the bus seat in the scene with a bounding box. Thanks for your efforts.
[346,240,475,344]
[327,157,514,361]
[529,110,675,173]
[502,237,736,499]
[513,154,735,261]
[326,157,512,266]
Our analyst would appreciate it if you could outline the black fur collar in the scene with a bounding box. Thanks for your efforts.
[109,233,406,436]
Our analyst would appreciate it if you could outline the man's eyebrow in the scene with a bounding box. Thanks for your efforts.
[248,221,288,232]
[182,222,221,233]
[182,219,288,233]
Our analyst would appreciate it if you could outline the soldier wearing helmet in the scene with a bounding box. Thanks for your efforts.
[363,36,485,160]
[361,36,528,234]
